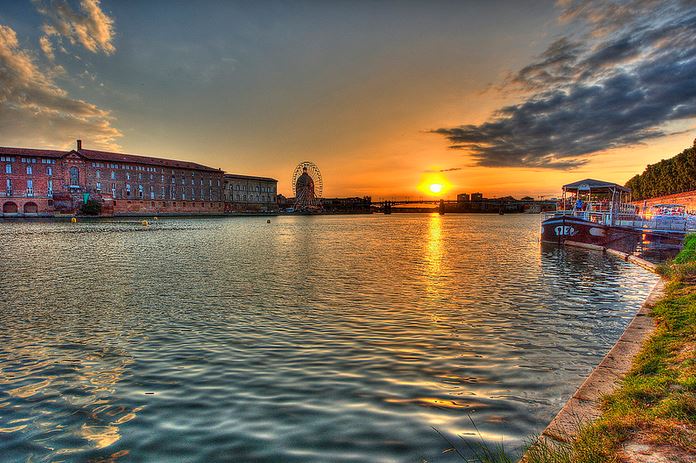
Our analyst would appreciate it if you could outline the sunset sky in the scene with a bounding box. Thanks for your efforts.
[1,0,695,199]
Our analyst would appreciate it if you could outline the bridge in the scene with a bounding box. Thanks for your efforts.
[372,199,557,214]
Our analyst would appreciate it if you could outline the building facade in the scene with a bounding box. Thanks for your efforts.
[223,174,278,212]
[0,140,225,216]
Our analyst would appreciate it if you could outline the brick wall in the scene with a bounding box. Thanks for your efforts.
[112,199,225,216]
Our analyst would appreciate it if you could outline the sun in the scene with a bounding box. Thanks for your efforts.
[429,183,443,194]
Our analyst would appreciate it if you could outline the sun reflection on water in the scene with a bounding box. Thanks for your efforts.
[426,213,443,284]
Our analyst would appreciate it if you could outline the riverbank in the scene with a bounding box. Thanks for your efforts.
[521,237,696,462]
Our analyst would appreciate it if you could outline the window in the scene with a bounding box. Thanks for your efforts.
[6,178,12,196]
[160,186,165,198]
[47,166,53,176]
[48,179,53,197]
[111,184,116,198]
[26,179,33,197]
[126,172,131,180]
[138,184,143,198]
[96,170,101,179]
[70,167,79,186]
[111,171,116,180]
[27,165,32,175]
[5,164,11,174]
[126,184,131,197]
[96,182,102,191]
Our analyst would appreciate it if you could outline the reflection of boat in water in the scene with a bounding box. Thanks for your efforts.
[541,179,694,250]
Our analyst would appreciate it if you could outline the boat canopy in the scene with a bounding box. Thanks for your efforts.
[562,178,630,194]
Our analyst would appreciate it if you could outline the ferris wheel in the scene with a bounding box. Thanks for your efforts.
[292,161,323,209]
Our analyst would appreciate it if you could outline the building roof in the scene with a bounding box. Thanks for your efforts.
[78,149,220,172]
[0,146,66,158]
[224,173,277,182]
[562,178,630,193]
[0,145,221,172]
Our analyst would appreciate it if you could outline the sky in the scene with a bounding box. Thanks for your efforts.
[1,0,695,199]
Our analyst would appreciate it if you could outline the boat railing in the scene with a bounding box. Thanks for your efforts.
[543,209,612,225]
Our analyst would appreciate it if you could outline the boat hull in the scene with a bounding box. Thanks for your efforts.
[541,216,639,250]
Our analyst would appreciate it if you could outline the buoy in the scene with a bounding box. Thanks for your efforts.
[267,219,271,224]
[142,220,149,226]
[71,217,77,223]
[153,216,159,221]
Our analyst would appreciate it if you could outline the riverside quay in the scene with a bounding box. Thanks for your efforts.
[0,140,277,217]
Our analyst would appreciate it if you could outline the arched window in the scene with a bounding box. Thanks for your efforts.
[70,167,79,186]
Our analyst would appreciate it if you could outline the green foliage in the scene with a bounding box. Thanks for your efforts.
[625,145,696,200]
[674,234,696,264]
[80,198,102,216]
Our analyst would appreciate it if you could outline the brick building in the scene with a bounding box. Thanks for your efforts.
[0,140,225,217]
[223,174,278,212]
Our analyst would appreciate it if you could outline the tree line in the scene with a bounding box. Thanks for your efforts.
[625,142,696,200]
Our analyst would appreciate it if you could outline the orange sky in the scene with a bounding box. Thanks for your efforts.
[2,1,694,200]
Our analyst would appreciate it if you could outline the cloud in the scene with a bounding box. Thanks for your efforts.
[34,0,115,56]
[38,35,54,60]
[0,24,121,149]
[424,167,462,173]
[434,0,696,169]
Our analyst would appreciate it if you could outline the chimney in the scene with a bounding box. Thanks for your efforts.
[77,139,82,151]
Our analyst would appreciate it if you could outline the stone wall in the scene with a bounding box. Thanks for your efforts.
[632,190,696,214]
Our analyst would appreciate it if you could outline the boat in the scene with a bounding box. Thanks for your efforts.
[541,179,696,249]
[541,179,641,248]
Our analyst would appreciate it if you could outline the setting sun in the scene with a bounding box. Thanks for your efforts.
[429,183,443,194]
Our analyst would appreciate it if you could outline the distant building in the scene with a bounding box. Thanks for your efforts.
[0,140,225,216]
[321,196,372,213]
[471,192,484,201]
[223,174,278,212]
[457,193,470,202]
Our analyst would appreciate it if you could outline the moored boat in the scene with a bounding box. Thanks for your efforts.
[541,179,640,248]
[541,179,696,251]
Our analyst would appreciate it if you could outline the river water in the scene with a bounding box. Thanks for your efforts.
[0,214,658,462]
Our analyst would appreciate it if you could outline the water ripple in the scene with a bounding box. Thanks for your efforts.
[0,215,657,462]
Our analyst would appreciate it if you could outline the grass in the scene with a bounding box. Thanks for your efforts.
[522,236,696,462]
[458,236,696,462]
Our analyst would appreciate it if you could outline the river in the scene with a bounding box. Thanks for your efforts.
[0,214,658,462]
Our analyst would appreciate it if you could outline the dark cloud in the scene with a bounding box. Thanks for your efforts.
[425,167,462,173]
[435,0,696,169]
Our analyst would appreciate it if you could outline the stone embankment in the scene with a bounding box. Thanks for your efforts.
[632,190,696,213]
